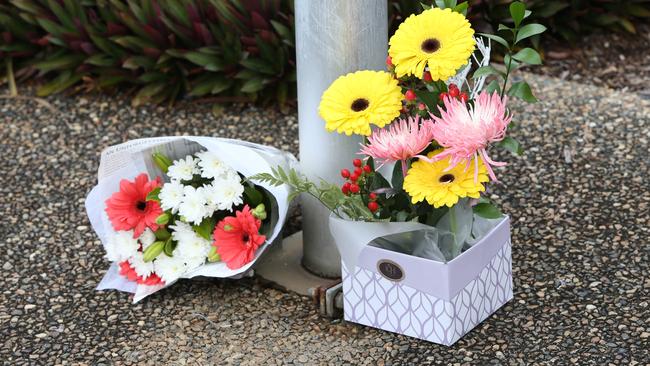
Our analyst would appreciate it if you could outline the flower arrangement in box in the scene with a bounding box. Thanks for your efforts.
[86,137,293,302]
[253,1,545,345]
[255,1,545,258]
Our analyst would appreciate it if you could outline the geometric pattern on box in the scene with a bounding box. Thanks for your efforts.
[341,240,513,346]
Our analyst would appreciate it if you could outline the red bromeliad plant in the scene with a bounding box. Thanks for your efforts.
[2,0,295,105]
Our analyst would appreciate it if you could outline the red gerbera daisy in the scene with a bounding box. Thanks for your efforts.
[118,260,164,286]
[213,205,266,270]
[105,173,163,238]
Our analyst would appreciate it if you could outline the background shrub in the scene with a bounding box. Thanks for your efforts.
[1,0,648,105]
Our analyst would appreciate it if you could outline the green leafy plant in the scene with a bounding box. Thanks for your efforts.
[1,0,295,105]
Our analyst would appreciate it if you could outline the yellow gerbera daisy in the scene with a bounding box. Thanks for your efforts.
[403,150,488,208]
[318,70,403,136]
[388,8,475,81]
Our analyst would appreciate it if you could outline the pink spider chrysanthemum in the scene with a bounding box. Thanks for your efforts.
[424,90,512,181]
[359,116,434,176]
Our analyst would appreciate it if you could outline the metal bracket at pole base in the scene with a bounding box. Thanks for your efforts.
[309,282,344,318]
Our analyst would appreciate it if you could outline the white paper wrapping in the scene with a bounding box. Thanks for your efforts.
[86,137,296,303]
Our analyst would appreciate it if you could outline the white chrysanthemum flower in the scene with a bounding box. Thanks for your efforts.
[169,221,194,238]
[105,230,139,262]
[178,186,209,224]
[154,254,187,284]
[159,181,185,213]
[138,228,156,249]
[202,183,220,213]
[176,232,211,260]
[212,177,244,211]
[197,151,229,179]
[129,252,155,278]
[167,156,199,182]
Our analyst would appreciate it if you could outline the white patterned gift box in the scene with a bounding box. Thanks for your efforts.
[330,216,513,346]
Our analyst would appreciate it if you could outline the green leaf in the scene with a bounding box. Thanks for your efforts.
[504,54,520,70]
[146,187,161,201]
[85,54,116,67]
[270,20,292,43]
[473,65,503,79]
[498,24,513,33]
[512,48,542,65]
[496,136,523,156]
[515,23,547,44]
[535,1,569,17]
[473,203,503,219]
[155,228,171,241]
[509,1,526,28]
[33,54,84,72]
[391,162,405,191]
[444,0,457,9]
[478,33,509,49]
[452,2,468,15]
[508,81,537,102]
[240,58,277,75]
[485,80,501,94]
[618,18,636,34]
[193,217,216,241]
[240,78,265,93]
[244,186,264,207]
[414,89,439,111]
[36,71,82,96]
[184,52,213,66]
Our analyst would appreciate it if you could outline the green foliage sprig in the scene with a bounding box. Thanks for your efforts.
[476,2,547,102]
[251,167,375,221]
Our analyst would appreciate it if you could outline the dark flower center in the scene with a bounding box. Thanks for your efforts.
[242,233,250,243]
[439,174,455,183]
[351,98,369,112]
[136,201,147,211]
[421,38,440,53]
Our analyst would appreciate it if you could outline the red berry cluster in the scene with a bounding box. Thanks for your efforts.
[341,159,380,213]
[367,192,379,213]
[439,83,468,103]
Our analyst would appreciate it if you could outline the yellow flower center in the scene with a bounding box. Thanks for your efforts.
[438,173,455,183]
[421,38,440,53]
[350,98,369,112]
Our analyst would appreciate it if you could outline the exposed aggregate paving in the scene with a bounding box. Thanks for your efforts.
[1,74,649,365]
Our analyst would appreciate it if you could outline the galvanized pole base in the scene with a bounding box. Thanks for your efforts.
[295,0,388,277]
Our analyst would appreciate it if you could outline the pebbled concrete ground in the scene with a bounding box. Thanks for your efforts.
[1,75,648,365]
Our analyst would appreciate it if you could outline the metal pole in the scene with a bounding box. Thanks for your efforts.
[295,0,388,277]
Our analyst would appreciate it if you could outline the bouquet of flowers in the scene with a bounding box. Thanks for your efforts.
[86,137,293,302]
[253,1,545,345]
[255,1,545,261]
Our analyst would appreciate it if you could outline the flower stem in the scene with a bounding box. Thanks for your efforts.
[5,57,17,97]
[501,52,512,99]
[449,204,459,257]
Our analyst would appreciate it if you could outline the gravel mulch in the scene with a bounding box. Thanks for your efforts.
[1,75,649,365]
[534,24,650,95]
